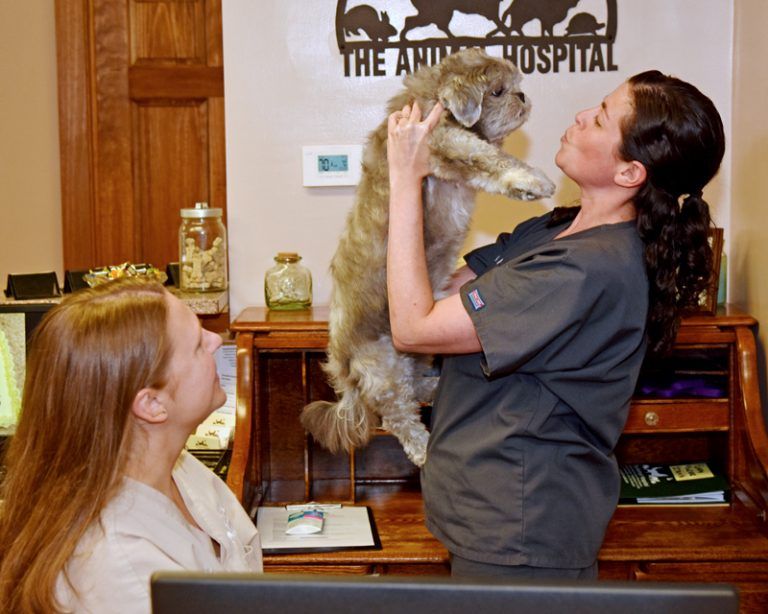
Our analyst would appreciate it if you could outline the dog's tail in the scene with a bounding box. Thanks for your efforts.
[301,393,374,454]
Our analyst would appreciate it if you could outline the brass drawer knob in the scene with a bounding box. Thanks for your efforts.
[644,411,660,427]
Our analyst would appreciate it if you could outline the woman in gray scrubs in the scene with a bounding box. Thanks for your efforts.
[386,71,725,579]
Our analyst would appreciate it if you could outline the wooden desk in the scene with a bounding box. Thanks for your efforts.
[230,306,768,611]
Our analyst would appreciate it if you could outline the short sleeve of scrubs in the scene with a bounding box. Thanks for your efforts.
[460,245,602,379]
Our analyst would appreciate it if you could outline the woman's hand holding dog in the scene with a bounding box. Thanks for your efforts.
[387,101,443,190]
[386,99,480,357]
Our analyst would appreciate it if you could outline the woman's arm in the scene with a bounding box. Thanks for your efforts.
[386,102,481,355]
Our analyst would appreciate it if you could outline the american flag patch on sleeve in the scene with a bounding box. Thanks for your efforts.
[468,288,485,311]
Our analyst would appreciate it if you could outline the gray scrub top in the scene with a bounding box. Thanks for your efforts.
[421,213,648,568]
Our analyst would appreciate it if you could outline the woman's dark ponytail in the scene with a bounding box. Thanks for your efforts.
[636,183,681,355]
[623,71,724,355]
[677,192,714,308]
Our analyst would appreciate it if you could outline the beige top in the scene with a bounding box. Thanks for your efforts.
[56,451,262,613]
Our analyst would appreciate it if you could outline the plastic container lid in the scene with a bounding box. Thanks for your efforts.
[180,202,223,218]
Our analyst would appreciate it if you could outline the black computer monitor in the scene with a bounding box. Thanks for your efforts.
[151,572,738,614]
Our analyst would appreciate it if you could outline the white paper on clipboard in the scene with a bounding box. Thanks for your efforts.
[256,505,379,553]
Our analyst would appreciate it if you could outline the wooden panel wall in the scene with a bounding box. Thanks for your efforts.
[55,0,225,272]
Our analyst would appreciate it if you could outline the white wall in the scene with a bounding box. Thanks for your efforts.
[731,0,768,418]
[223,0,733,316]
[0,3,62,287]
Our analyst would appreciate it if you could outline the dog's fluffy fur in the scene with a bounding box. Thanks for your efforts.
[301,48,555,466]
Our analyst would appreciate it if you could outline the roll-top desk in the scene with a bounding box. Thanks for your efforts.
[229,306,768,611]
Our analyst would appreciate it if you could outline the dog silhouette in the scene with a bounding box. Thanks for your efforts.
[503,0,582,36]
[400,0,507,39]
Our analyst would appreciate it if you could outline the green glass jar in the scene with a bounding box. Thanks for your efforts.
[264,252,312,310]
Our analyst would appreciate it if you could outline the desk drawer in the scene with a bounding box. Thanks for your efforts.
[265,564,373,575]
[634,562,768,613]
[634,561,768,582]
[625,400,729,433]
[377,563,451,576]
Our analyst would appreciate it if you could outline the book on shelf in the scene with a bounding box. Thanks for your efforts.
[619,461,729,505]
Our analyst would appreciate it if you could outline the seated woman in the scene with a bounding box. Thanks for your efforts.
[0,278,262,613]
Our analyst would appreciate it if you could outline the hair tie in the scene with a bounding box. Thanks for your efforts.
[678,191,703,208]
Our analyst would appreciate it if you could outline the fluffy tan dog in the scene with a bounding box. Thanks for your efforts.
[301,48,554,466]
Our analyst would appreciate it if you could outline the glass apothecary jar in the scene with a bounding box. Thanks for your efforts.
[264,252,312,310]
[179,202,228,292]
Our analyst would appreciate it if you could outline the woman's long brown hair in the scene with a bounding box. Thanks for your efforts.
[0,279,171,612]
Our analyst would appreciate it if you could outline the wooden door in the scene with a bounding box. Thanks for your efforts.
[55,0,225,273]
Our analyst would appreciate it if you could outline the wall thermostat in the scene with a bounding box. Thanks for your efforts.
[302,145,363,187]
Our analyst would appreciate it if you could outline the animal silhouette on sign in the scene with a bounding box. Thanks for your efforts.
[342,5,397,41]
[565,13,605,36]
[400,0,508,40]
[301,48,555,466]
[503,0,582,36]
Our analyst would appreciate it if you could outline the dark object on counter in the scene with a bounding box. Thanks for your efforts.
[63,269,91,293]
[166,262,180,288]
[4,272,61,300]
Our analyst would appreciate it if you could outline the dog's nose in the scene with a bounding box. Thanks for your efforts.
[515,92,526,103]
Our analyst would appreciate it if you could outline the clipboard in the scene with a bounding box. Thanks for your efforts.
[256,504,382,555]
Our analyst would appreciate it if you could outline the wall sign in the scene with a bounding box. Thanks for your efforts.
[336,0,618,77]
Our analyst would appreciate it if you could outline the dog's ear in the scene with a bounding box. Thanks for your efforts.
[438,75,485,128]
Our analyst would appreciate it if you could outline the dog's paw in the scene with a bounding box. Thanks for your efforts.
[401,430,429,467]
[501,166,556,201]
[405,444,427,467]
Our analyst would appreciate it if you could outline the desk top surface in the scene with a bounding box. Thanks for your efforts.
[232,305,756,333]
[259,487,768,567]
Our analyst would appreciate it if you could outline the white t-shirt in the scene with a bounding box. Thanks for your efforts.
[56,451,263,613]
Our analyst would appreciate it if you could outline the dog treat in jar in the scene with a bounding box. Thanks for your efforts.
[179,202,228,292]
[265,253,312,310]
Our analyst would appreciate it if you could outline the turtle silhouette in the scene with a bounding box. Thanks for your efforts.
[565,12,605,36]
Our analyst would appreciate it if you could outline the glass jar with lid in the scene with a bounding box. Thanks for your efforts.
[264,252,312,310]
[179,202,228,292]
